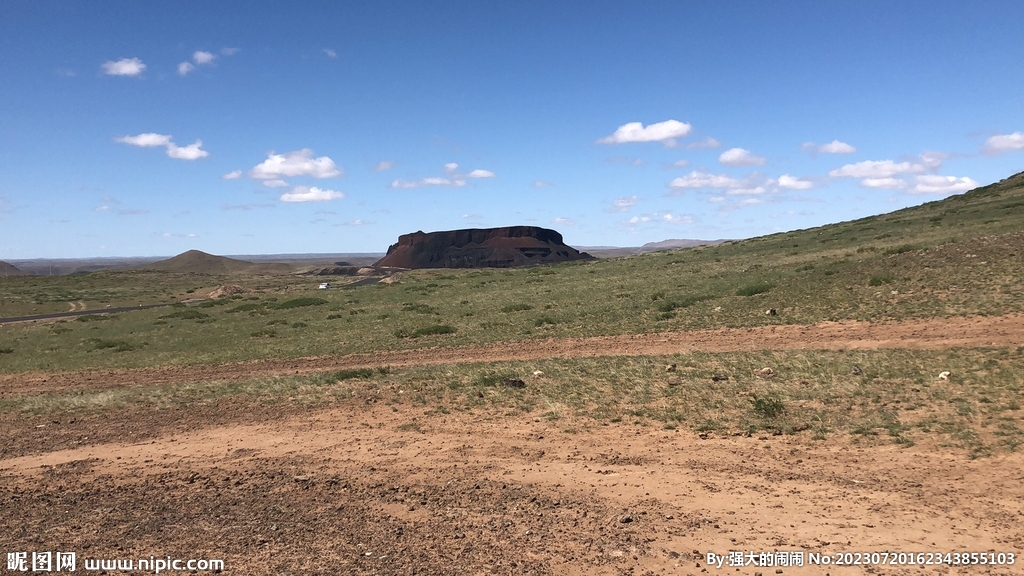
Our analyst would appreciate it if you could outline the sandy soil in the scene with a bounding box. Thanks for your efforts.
[2,315,1023,575]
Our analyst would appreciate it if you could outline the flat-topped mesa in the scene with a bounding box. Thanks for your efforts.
[373,226,594,269]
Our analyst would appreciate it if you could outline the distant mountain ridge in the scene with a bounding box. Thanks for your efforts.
[579,238,726,258]
[0,261,27,276]
[142,250,294,274]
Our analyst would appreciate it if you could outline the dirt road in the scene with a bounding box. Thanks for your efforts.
[4,313,1022,398]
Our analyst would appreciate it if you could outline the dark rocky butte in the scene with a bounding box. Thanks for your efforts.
[373,226,594,269]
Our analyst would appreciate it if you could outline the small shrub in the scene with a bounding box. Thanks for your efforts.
[89,339,140,352]
[475,371,520,387]
[750,394,785,419]
[883,244,919,255]
[534,316,558,327]
[273,297,328,310]
[868,275,893,287]
[395,324,456,338]
[736,283,773,297]
[159,309,210,320]
[326,313,345,320]
[250,329,276,338]
[0,347,13,354]
[501,303,533,313]
[226,303,264,313]
[402,302,435,314]
[330,368,375,380]
[291,322,308,328]
[411,324,456,338]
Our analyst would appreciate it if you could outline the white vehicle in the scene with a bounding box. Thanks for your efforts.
[318,282,330,290]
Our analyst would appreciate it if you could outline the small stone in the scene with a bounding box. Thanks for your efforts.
[765,308,777,316]
[938,371,951,380]
[850,365,863,375]
[619,514,634,523]
[711,374,729,382]
[502,378,526,388]
[665,364,677,372]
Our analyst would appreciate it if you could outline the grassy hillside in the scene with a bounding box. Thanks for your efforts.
[1,171,1022,373]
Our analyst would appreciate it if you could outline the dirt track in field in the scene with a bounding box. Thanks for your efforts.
[2,315,1023,575]
[3,313,1023,398]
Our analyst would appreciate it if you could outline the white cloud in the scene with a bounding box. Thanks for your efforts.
[166,140,209,160]
[262,179,289,188]
[250,149,341,179]
[373,161,394,171]
[726,186,767,196]
[719,147,766,166]
[102,57,146,76]
[860,177,907,189]
[94,205,110,212]
[776,174,814,190]
[671,159,690,168]
[324,48,337,58]
[533,181,554,188]
[909,175,979,195]
[222,170,242,180]
[553,217,575,225]
[117,133,207,160]
[983,132,1024,155]
[467,169,495,178]
[597,119,692,145]
[193,51,216,64]
[737,198,764,206]
[220,47,240,56]
[390,177,465,188]
[612,195,640,211]
[802,140,856,155]
[342,219,368,226]
[443,163,459,173]
[668,170,742,190]
[117,133,172,147]
[662,213,693,224]
[829,160,925,178]
[919,151,948,170]
[279,186,344,203]
[708,196,725,203]
[818,140,857,154]
[177,62,195,76]
[624,210,694,226]
[390,179,418,189]
[686,137,721,149]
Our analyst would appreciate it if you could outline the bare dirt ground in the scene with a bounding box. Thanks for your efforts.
[3,315,1023,575]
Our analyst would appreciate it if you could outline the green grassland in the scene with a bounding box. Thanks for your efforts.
[1,171,1023,374]
[5,348,1022,456]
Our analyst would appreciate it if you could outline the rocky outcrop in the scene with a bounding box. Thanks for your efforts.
[374,227,594,269]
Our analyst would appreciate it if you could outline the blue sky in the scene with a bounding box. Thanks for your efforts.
[1,1,1022,259]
